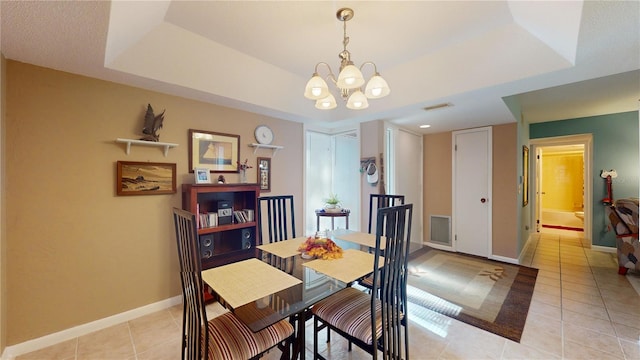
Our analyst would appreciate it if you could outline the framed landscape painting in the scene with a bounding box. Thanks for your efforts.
[117,161,176,195]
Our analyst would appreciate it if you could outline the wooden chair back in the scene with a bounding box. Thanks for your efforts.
[368,194,405,234]
[370,203,413,359]
[257,195,296,272]
[172,207,208,360]
[257,195,296,243]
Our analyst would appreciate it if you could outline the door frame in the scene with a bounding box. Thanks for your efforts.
[530,134,593,243]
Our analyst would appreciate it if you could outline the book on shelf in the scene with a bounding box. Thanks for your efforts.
[208,213,218,227]
[243,209,254,222]
[197,212,219,228]
[199,213,209,228]
[233,210,247,223]
[196,203,200,228]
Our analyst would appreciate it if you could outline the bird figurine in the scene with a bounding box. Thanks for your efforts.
[140,104,165,142]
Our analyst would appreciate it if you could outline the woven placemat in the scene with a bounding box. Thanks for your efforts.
[303,249,382,284]
[201,258,301,308]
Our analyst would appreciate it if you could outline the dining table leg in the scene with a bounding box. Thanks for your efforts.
[286,309,309,360]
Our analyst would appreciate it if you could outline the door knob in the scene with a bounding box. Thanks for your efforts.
[480,198,487,203]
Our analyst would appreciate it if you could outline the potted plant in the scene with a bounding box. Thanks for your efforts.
[324,193,341,212]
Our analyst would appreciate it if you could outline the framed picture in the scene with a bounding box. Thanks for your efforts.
[194,168,211,184]
[522,145,529,207]
[258,157,271,192]
[189,129,240,173]
[116,161,176,196]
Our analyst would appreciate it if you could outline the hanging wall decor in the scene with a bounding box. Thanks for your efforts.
[258,157,271,192]
[116,161,176,195]
[189,129,240,173]
[522,145,529,207]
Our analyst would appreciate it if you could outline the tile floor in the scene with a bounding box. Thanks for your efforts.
[16,230,640,359]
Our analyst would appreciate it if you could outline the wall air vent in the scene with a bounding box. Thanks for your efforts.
[430,215,451,246]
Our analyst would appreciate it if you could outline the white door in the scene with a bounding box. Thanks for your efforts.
[453,127,492,257]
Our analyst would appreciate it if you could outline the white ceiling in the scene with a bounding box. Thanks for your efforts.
[1,1,638,134]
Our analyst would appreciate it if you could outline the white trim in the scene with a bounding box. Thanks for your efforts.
[2,296,181,360]
[519,233,537,264]
[530,134,593,245]
[489,254,520,265]
[591,244,616,253]
[424,241,454,252]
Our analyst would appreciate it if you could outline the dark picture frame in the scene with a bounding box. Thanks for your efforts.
[522,145,529,207]
[258,157,271,192]
[116,161,176,196]
[189,129,240,173]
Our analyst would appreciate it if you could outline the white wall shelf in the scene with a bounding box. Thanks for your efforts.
[249,143,284,156]
[116,138,178,157]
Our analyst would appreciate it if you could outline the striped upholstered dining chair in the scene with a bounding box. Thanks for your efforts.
[172,208,294,360]
[311,203,413,360]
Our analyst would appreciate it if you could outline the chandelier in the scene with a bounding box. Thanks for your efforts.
[304,8,390,110]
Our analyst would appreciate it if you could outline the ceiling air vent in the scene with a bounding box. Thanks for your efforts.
[423,103,453,111]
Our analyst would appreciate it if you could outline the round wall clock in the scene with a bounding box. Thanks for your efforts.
[255,125,274,145]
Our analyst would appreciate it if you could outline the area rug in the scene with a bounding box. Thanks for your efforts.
[406,247,538,342]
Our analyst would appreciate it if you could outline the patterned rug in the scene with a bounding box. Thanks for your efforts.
[407,247,538,342]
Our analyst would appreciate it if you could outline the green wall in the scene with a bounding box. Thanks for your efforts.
[530,111,639,247]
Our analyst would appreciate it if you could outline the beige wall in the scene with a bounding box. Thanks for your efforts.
[359,120,385,231]
[422,123,518,259]
[423,131,452,240]
[5,61,303,345]
[492,123,518,258]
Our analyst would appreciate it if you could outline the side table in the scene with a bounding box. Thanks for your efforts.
[315,209,350,231]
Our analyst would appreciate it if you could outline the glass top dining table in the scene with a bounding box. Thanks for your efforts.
[200,230,385,359]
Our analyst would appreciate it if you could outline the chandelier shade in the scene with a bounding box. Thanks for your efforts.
[364,73,390,99]
[303,8,390,110]
[346,90,369,110]
[315,94,338,109]
[304,74,329,100]
[336,64,365,89]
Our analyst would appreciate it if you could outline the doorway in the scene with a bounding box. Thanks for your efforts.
[387,126,424,245]
[530,134,592,243]
[304,129,360,236]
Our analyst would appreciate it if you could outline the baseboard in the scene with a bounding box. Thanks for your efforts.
[592,244,616,253]
[1,295,181,360]
[489,254,519,265]
[518,233,536,265]
[423,241,454,252]
[424,241,520,264]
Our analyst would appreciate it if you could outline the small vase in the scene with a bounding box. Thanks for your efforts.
[240,169,247,183]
